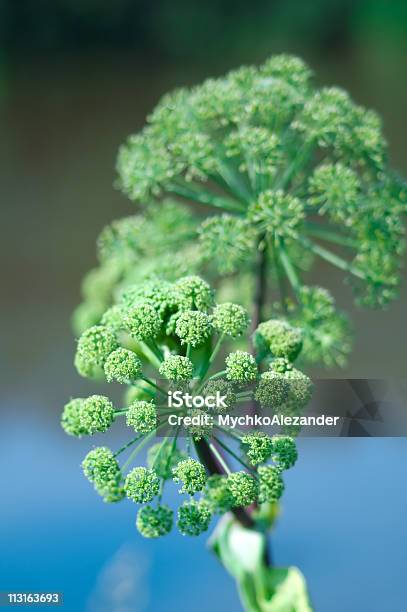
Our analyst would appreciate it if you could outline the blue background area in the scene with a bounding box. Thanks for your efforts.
[2,401,406,611]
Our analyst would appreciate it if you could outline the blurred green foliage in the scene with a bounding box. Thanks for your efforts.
[0,0,406,66]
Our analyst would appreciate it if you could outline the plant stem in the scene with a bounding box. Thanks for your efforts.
[141,376,167,396]
[194,437,255,528]
[251,235,268,332]
[278,238,301,295]
[304,221,358,248]
[298,235,367,280]
[213,435,257,476]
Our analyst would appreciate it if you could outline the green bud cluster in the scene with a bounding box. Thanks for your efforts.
[248,190,305,239]
[123,302,162,341]
[255,319,303,362]
[80,395,115,434]
[175,310,212,347]
[241,432,273,465]
[172,458,207,495]
[177,500,212,536]
[225,351,257,382]
[255,371,289,408]
[61,398,87,437]
[173,275,214,312]
[159,355,194,381]
[126,400,157,433]
[124,467,160,503]
[272,436,298,470]
[212,302,250,337]
[198,215,256,274]
[104,348,142,384]
[257,466,285,503]
[76,325,118,373]
[82,447,124,503]
[136,504,173,538]
[227,471,259,507]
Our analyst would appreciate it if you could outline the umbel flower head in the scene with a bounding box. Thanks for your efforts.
[104,348,142,384]
[136,504,173,538]
[159,355,194,381]
[172,458,207,495]
[104,53,407,367]
[126,400,157,433]
[80,395,115,434]
[64,275,313,539]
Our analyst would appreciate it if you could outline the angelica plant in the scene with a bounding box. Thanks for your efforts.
[65,53,406,611]
[63,275,313,609]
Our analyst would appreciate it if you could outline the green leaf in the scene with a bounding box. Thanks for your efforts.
[209,516,313,612]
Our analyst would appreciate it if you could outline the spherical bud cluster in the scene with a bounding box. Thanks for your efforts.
[241,432,273,465]
[173,275,214,312]
[270,357,293,374]
[82,446,121,485]
[76,325,118,372]
[198,214,256,275]
[177,500,212,536]
[202,475,235,514]
[225,351,257,382]
[147,442,186,479]
[255,371,289,408]
[136,504,173,538]
[82,447,124,502]
[202,379,236,413]
[104,348,142,384]
[123,302,162,341]
[74,352,97,379]
[61,398,87,437]
[175,310,212,347]
[212,302,250,337]
[285,368,313,407]
[172,458,207,495]
[256,320,303,362]
[126,400,157,433]
[124,467,160,503]
[159,355,194,381]
[80,395,115,434]
[248,189,304,239]
[257,466,285,503]
[272,436,298,470]
[227,471,259,507]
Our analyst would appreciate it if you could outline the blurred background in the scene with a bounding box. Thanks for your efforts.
[1,1,407,610]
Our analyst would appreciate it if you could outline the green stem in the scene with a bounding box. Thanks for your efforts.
[298,235,367,280]
[114,433,145,458]
[198,333,226,385]
[206,439,232,475]
[305,221,358,248]
[168,181,245,213]
[141,376,167,397]
[138,341,162,369]
[213,435,257,476]
[121,421,167,472]
[278,238,302,294]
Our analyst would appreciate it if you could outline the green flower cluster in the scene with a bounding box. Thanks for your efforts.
[64,274,312,539]
[73,55,406,371]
